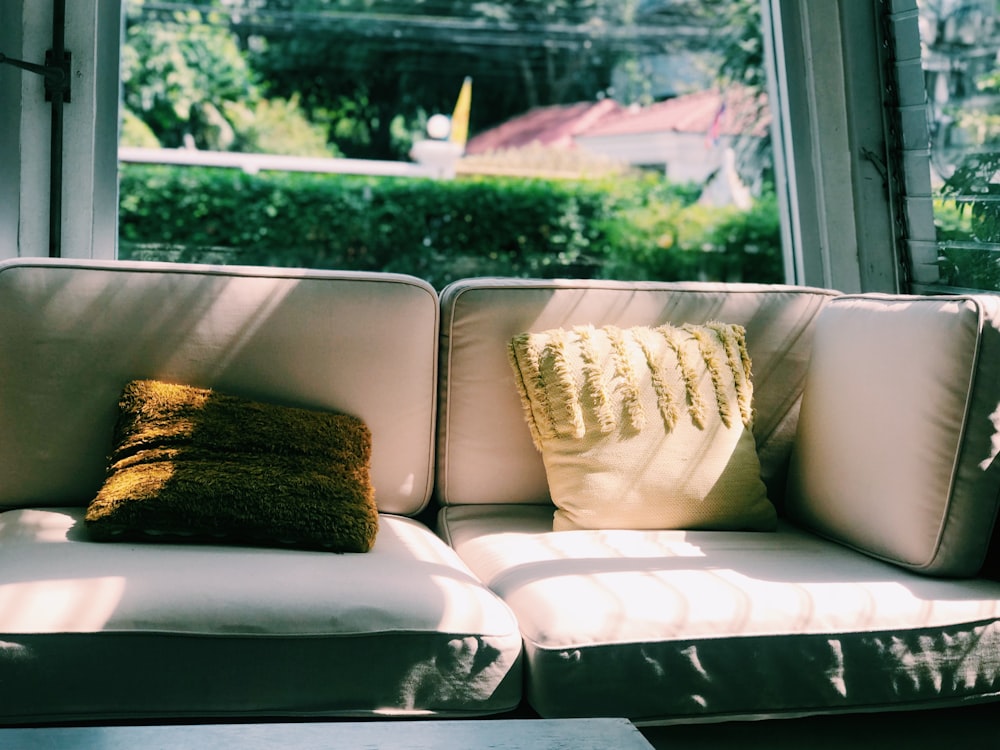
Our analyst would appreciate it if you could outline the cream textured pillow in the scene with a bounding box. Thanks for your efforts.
[508,323,776,531]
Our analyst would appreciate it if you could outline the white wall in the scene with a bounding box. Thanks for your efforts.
[575,132,724,183]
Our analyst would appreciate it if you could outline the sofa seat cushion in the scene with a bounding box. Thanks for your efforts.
[439,504,1000,723]
[0,507,522,724]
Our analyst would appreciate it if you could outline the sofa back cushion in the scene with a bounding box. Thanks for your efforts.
[437,278,838,508]
[0,259,439,516]
[785,294,1000,577]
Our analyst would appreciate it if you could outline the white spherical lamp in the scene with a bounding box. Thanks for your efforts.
[426,114,452,140]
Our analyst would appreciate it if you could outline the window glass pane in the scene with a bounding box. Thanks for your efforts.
[919,0,1000,292]
[118,0,784,289]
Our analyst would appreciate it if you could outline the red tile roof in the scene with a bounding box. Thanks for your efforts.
[466,99,622,154]
[466,87,768,154]
[587,88,769,138]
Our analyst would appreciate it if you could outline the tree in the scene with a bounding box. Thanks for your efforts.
[692,0,773,191]
[122,6,260,149]
[227,0,720,159]
[121,0,759,164]
[122,1,337,155]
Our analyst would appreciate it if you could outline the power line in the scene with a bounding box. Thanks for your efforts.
[131,0,717,26]
[129,1,720,51]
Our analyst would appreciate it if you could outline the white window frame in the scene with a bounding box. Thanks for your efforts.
[0,0,120,260]
[766,0,914,293]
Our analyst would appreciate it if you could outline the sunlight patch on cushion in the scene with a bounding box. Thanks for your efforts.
[85,380,378,552]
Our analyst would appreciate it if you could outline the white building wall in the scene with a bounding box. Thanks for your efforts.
[575,131,726,183]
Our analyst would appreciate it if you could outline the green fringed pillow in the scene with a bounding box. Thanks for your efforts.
[85,380,379,552]
[508,322,776,532]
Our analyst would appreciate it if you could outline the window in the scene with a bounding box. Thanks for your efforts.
[2,0,944,299]
[113,1,787,290]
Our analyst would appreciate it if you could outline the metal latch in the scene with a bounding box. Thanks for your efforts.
[0,50,71,102]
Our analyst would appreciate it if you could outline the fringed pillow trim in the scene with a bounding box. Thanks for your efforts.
[657,324,707,429]
[511,321,756,445]
[734,323,756,424]
[707,321,754,428]
[607,326,646,432]
[575,325,616,434]
[635,326,680,432]
[684,323,733,428]
[508,334,550,449]
[542,328,586,439]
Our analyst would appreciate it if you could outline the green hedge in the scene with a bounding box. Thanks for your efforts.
[934,198,1000,291]
[119,165,784,289]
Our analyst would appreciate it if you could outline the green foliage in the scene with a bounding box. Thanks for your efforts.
[934,197,1000,290]
[122,3,338,156]
[244,96,339,157]
[700,0,766,92]
[695,0,772,192]
[120,110,161,148]
[597,178,782,283]
[923,3,1000,291]
[938,245,1000,290]
[707,191,785,282]
[121,0,771,180]
[236,0,681,159]
[122,9,261,150]
[119,165,783,289]
[937,150,1000,291]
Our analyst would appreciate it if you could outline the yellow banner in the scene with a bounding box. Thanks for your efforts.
[450,76,472,149]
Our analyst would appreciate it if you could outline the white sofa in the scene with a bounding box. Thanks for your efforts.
[2,258,1000,726]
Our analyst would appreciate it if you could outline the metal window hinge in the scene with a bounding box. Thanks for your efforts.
[0,50,71,103]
